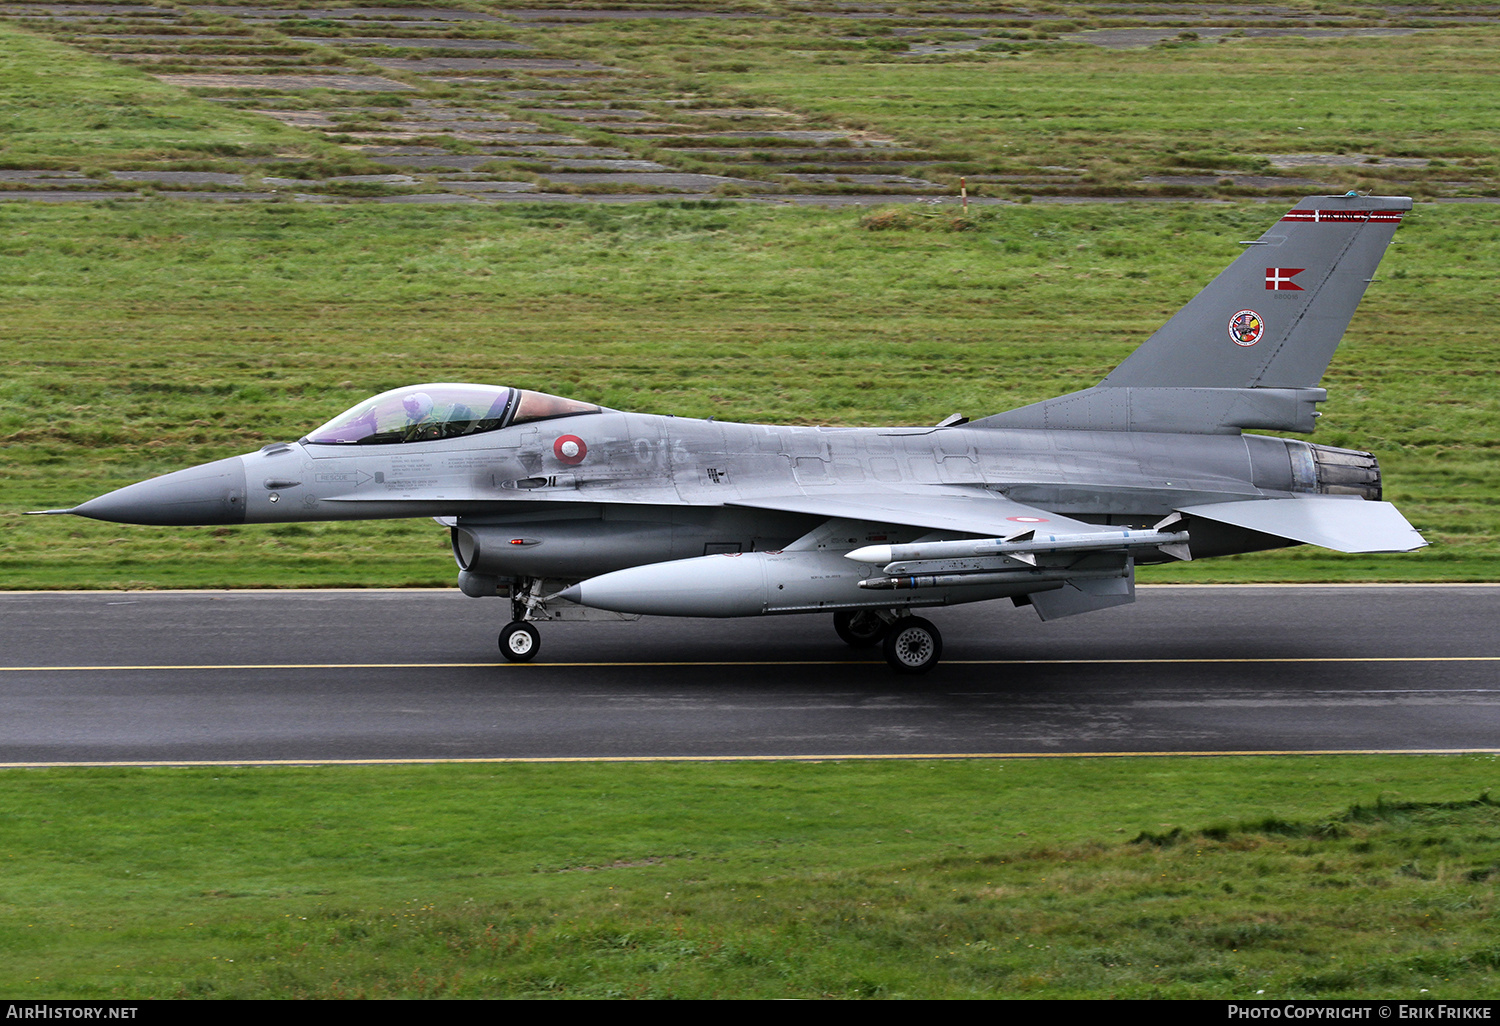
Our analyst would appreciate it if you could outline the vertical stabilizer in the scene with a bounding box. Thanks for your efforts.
[974,194,1412,433]
[1101,194,1410,389]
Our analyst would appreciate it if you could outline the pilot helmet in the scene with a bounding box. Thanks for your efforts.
[401,391,434,421]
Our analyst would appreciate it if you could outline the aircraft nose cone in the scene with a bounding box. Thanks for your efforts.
[70,456,248,526]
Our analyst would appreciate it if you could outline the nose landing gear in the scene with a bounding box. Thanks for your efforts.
[499,621,540,662]
[499,577,542,663]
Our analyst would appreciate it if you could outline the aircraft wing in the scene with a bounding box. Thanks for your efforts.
[732,487,1426,554]
[728,486,1111,537]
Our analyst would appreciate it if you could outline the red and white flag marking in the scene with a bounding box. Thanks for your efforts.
[1265,267,1305,291]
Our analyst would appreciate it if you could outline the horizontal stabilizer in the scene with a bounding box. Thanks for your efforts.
[1176,496,1426,553]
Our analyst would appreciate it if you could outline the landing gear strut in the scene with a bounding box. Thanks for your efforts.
[499,577,541,663]
[486,575,644,664]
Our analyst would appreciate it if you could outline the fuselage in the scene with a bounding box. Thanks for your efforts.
[262,410,1342,519]
[72,405,1372,581]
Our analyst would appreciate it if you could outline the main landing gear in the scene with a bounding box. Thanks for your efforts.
[834,609,943,675]
[833,609,885,648]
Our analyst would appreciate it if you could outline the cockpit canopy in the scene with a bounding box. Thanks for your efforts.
[301,383,601,446]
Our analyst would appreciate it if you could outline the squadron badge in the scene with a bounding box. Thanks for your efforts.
[1229,309,1264,347]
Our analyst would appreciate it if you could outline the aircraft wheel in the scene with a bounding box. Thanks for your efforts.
[499,621,541,663]
[883,617,942,675]
[833,609,886,648]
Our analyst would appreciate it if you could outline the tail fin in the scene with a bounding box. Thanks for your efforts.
[1103,193,1410,389]
[976,194,1411,433]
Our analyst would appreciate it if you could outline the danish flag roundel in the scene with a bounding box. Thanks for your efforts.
[553,435,587,465]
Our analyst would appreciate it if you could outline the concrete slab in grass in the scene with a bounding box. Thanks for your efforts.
[154,72,415,91]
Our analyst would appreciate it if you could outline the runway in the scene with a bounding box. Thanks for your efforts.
[1,585,1497,765]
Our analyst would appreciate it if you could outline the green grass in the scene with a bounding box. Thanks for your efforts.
[0,24,327,167]
[697,29,1500,193]
[8,4,1500,197]
[495,9,1500,197]
[3,756,1498,999]
[2,199,1496,587]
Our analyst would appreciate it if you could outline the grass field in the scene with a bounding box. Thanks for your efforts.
[5,5,1500,201]
[631,22,1500,197]
[0,25,326,167]
[3,756,1498,999]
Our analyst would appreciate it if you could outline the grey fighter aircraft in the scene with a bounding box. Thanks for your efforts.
[39,193,1427,673]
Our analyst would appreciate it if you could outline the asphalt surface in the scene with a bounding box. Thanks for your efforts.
[2,586,1497,765]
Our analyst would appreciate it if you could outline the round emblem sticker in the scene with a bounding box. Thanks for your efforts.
[553,434,587,465]
[1229,309,1264,347]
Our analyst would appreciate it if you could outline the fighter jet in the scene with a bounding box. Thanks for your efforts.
[38,193,1427,673]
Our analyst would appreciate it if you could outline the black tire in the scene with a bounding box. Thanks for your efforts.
[499,621,541,663]
[834,609,886,648]
[882,617,942,675]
